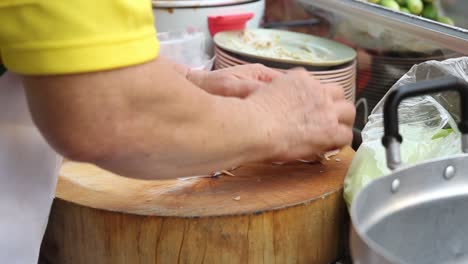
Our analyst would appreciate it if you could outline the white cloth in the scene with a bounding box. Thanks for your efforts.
[0,72,62,264]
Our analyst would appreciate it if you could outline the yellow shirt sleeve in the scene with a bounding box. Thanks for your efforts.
[0,0,159,75]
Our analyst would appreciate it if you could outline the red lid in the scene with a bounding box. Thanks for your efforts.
[208,13,254,37]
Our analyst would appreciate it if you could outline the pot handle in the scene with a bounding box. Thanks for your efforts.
[382,76,468,170]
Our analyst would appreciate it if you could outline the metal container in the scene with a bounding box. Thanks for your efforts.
[297,0,468,54]
[152,0,265,54]
[351,77,468,264]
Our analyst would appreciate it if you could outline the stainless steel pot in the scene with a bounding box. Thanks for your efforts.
[351,76,468,264]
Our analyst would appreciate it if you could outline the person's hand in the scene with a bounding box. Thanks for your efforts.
[187,64,282,98]
[248,69,355,161]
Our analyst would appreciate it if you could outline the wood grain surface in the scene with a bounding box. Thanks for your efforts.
[41,147,354,264]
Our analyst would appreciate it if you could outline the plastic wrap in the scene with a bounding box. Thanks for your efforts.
[158,30,215,70]
[344,57,468,207]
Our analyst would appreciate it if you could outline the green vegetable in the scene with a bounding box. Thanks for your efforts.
[380,0,400,11]
[400,7,411,13]
[432,128,453,140]
[407,0,423,14]
[422,4,438,20]
[366,0,455,26]
[437,16,455,26]
[396,0,407,5]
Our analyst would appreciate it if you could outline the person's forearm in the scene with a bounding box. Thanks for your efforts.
[23,58,278,179]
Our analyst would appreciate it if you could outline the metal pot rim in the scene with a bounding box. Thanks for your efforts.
[351,153,468,264]
[152,0,259,8]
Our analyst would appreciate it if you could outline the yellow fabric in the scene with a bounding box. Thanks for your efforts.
[0,0,159,75]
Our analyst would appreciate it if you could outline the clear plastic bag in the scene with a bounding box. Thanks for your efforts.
[157,30,215,70]
[344,57,468,207]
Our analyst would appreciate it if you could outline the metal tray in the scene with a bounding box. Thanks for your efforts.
[298,0,468,54]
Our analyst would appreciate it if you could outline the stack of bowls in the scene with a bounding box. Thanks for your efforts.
[213,29,357,102]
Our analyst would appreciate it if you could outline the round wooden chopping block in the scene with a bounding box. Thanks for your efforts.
[41,147,354,264]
